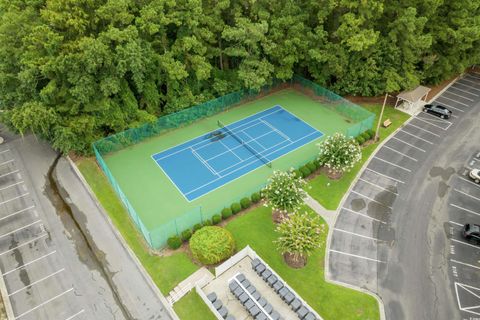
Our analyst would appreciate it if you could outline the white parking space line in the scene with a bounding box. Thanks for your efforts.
[329,249,386,263]
[444,90,474,101]
[351,190,392,208]
[0,193,29,206]
[450,204,480,217]
[432,100,466,113]
[341,207,387,224]
[9,268,65,296]
[467,73,480,81]
[365,168,405,184]
[390,137,426,152]
[0,220,41,240]
[455,82,480,93]
[334,228,380,241]
[0,170,19,179]
[460,78,480,86]
[3,250,57,276]
[451,85,480,96]
[14,287,74,319]
[0,149,10,155]
[0,181,24,192]
[413,116,449,130]
[451,259,480,271]
[0,233,48,256]
[449,220,463,227]
[454,189,480,202]
[406,123,441,137]
[417,112,452,124]
[373,156,412,172]
[438,95,471,107]
[0,159,14,167]
[0,205,35,222]
[399,130,434,144]
[458,177,480,189]
[64,309,85,320]
[451,238,480,249]
[382,145,418,162]
[358,177,398,194]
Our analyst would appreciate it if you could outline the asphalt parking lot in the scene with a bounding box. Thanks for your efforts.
[328,72,480,319]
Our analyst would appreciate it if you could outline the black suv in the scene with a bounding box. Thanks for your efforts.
[463,223,480,241]
[423,104,452,119]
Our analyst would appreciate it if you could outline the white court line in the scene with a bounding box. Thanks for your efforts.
[15,287,74,319]
[455,82,480,93]
[458,177,480,189]
[0,233,48,256]
[0,149,10,155]
[242,130,267,150]
[381,145,418,162]
[0,159,14,167]
[334,228,380,241]
[358,177,398,194]
[260,119,291,141]
[450,259,480,271]
[190,148,219,177]
[0,193,29,205]
[390,137,426,152]
[432,101,465,113]
[351,190,392,208]
[64,309,85,320]
[399,129,434,144]
[372,156,411,172]
[444,90,474,101]
[341,207,387,224]
[9,268,65,296]
[329,249,386,263]
[0,206,34,222]
[438,95,470,107]
[449,220,463,227]
[218,140,242,161]
[0,181,24,192]
[0,170,19,179]
[3,250,56,276]
[450,204,480,217]
[0,220,41,239]
[454,189,480,202]
[451,85,480,96]
[365,168,405,184]
[450,238,480,250]
[413,116,449,130]
[406,123,441,137]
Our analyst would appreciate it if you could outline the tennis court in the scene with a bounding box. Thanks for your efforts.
[152,106,323,201]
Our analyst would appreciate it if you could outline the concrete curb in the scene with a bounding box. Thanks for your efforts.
[65,156,179,320]
[0,271,14,320]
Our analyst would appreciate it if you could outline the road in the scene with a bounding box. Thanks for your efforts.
[328,73,480,320]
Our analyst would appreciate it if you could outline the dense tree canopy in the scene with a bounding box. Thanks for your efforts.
[0,0,479,153]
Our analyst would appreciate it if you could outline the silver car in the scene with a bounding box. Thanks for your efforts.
[470,169,480,183]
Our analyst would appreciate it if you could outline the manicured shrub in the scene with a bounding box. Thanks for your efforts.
[300,165,311,178]
[189,226,235,265]
[307,161,317,172]
[212,214,222,225]
[240,197,251,209]
[251,192,261,203]
[203,219,212,226]
[221,207,233,219]
[181,229,192,242]
[167,235,182,249]
[361,132,370,141]
[293,169,302,178]
[356,136,365,145]
[367,129,376,139]
[193,223,202,232]
[231,202,242,214]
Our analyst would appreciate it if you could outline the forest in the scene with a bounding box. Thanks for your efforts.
[0,0,479,153]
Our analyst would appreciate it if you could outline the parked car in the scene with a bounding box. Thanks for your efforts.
[469,169,480,184]
[423,104,452,119]
[463,223,480,241]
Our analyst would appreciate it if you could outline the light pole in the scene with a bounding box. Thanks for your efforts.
[374,93,390,142]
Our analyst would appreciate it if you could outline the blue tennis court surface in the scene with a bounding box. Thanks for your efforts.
[152,106,323,201]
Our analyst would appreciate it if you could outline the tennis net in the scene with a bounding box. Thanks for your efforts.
[217,120,272,168]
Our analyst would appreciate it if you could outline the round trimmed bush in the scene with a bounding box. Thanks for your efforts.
[193,223,202,232]
[231,202,242,214]
[251,192,261,203]
[167,235,182,249]
[203,219,212,226]
[300,166,311,178]
[361,132,370,141]
[181,229,192,242]
[212,214,222,225]
[189,226,235,265]
[221,207,233,219]
[293,169,302,178]
[306,161,317,172]
[356,136,365,145]
[240,197,251,209]
[367,129,376,139]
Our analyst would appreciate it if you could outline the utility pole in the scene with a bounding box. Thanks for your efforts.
[374,93,389,142]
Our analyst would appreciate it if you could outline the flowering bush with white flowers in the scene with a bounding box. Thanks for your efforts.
[275,212,325,267]
[317,133,362,174]
[262,169,307,214]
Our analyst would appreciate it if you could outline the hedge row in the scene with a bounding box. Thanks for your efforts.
[167,191,263,249]
[355,129,376,145]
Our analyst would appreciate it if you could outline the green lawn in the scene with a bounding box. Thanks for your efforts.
[77,159,199,294]
[225,205,380,320]
[307,104,410,209]
[173,291,216,320]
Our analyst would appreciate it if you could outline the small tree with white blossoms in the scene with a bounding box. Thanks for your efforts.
[262,170,307,223]
[275,212,325,268]
[317,133,362,179]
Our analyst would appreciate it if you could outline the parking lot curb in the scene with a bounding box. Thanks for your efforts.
[0,271,15,320]
[427,75,461,105]
[65,156,180,320]
[324,116,419,320]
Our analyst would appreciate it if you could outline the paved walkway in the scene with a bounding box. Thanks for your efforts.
[167,268,214,305]
[304,194,337,227]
